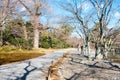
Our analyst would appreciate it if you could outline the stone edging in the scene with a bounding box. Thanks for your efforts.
[46,52,70,80]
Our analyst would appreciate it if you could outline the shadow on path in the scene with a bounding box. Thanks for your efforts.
[16,61,37,80]
[65,54,120,80]
[70,55,120,71]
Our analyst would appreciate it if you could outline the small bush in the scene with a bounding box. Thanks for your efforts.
[40,36,70,49]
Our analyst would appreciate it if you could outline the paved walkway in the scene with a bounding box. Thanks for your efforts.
[0,49,76,80]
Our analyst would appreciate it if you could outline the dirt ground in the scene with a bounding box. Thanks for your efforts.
[58,54,120,80]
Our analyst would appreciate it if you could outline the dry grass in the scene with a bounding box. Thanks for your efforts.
[32,48,55,54]
[0,46,56,54]
[0,53,45,65]
[0,48,57,65]
[47,52,70,80]
[108,56,120,63]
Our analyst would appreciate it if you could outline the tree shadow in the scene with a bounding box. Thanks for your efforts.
[64,65,106,80]
[65,71,106,80]
[83,61,120,71]
[65,55,120,80]
[15,61,39,80]
[65,67,106,80]
[70,56,120,71]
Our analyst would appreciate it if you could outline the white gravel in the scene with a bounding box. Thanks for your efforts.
[0,48,76,80]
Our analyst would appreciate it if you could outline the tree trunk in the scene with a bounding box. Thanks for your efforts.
[95,42,100,59]
[87,41,90,59]
[33,15,40,49]
[81,46,84,54]
[0,29,3,46]
[104,42,106,59]
[22,25,28,40]
[95,42,97,58]
[33,28,39,48]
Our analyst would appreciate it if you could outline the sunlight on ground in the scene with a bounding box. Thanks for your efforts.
[32,48,55,54]
[0,53,45,65]
[0,48,57,65]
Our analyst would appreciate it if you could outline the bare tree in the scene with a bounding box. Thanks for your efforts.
[18,0,49,48]
[59,0,93,58]
[0,0,18,45]
[90,0,120,59]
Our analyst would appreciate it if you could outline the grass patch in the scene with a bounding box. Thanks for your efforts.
[0,46,55,54]
[0,46,56,65]
[32,48,55,54]
[0,53,44,65]
[108,55,120,63]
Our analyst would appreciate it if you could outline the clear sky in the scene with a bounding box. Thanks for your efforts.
[21,0,120,27]
[44,0,120,37]
[49,0,120,23]
[21,0,120,37]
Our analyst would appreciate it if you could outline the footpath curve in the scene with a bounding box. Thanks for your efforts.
[0,48,76,80]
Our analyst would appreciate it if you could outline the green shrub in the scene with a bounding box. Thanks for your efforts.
[7,37,32,49]
[40,36,50,48]
[40,37,70,48]
[41,42,50,48]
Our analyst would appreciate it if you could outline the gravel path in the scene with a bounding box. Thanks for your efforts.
[59,52,120,80]
[0,48,76,80]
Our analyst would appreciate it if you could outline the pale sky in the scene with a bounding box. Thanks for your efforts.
[20,0,120,37]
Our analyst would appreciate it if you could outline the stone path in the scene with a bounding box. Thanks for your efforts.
[59,53,120,80]
[0,48,76,80]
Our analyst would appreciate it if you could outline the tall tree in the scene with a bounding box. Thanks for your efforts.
[59,0,92,58]
[90,0,120,59]
[0,0,18,45]
[18,0,48,48]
